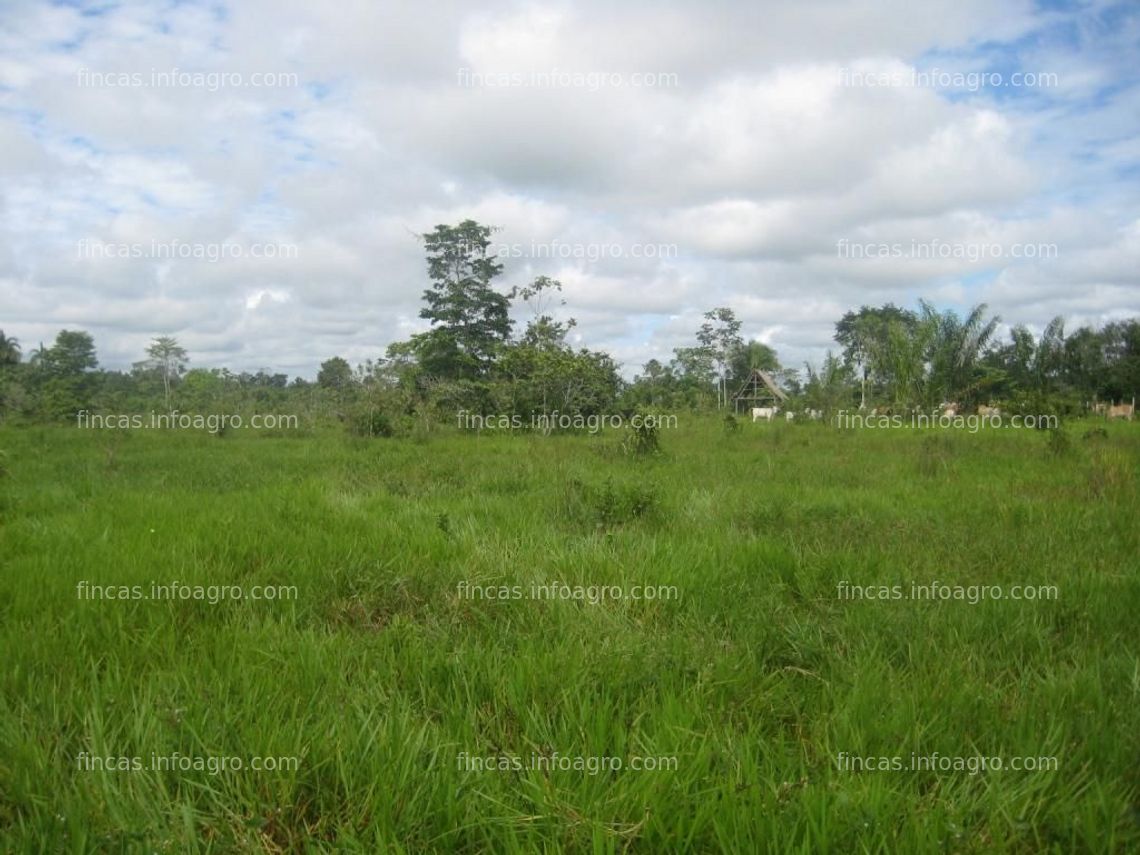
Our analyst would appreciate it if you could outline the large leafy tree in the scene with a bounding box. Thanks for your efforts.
[41,330,98,376]
[29,330,98,420]
[317,356,354,390]
[417,220,512,378]
[995,325,1039,394]
[1101,319,1140,400]
[1062,325,1107,399]
[835,304,917,408]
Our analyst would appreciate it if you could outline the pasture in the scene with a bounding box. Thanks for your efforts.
[1,418,1138,852]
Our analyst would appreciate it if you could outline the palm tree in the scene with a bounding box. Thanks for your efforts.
[0,330,20,366]
[924,302,1001,404]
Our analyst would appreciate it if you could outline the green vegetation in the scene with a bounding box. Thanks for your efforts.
[1,418,1137,851]
[4,222,1139,435]
[2,221,1138,850]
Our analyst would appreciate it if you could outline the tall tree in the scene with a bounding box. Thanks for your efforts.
[1062,325,1106,399]
[144,336,189,409]
[923,302,1000,405]
[696,308,743,409]
[1100,319,1140,401]
[417,220,512,378]
[835,304,917,408]
[1032,316,1066,394]
[875,314,936,406]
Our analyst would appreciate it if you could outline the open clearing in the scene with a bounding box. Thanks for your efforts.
[1,420,1138,851]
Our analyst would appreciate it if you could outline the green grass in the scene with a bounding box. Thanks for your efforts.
[1,419,1138,852]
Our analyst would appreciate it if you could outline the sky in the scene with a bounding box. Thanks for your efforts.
[1,0,1138,380]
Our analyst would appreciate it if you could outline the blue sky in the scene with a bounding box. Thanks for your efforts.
[1,0,1137,378]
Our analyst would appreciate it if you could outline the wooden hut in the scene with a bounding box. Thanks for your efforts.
[731,368,787,413]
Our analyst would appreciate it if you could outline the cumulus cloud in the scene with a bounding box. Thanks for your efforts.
[0,0,1137,378]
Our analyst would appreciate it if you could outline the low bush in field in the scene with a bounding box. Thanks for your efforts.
[344,404,396,438]
[560,475,661,530]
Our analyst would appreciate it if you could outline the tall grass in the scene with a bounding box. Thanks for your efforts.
[1,418,1137,851]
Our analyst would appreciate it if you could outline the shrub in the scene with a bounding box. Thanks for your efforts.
[1045,427,1072,458]
[561,476,660,530]
[917,434,953,477]
[621,418,661,457]
[345,405,395,438]
[1087,448,1132,499]
[1008,391,1082,424]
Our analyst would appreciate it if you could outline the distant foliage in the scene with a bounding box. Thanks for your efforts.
[3,235,1138,428]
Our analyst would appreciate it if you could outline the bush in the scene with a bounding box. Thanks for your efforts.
[621,417,661,456]
[1008,391,1083,424]
[1045,427,1072,458]
[345,405,395,438]
[917,434,954,477]
[561,476,660,530]
[1087,448,1132,499]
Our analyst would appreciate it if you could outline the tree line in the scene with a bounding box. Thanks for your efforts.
[1,219,1137,431]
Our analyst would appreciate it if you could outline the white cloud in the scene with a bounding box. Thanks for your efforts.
[0,0,1136,378]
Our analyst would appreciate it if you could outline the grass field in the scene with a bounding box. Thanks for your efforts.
[1,419,1138,852]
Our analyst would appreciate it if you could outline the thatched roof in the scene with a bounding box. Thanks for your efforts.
[731,368,788,404]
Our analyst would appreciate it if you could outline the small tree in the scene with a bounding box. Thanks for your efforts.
[45,330,98,376]
[510,275,577,350]
[317,356,354,390]
[145,336,189,410]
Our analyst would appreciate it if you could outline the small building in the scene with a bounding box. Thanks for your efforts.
[731,368,787,413]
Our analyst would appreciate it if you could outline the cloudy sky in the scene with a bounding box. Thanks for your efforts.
[1,0,1138,379]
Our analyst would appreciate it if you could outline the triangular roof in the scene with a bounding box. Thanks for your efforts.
[731,368,788,403]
